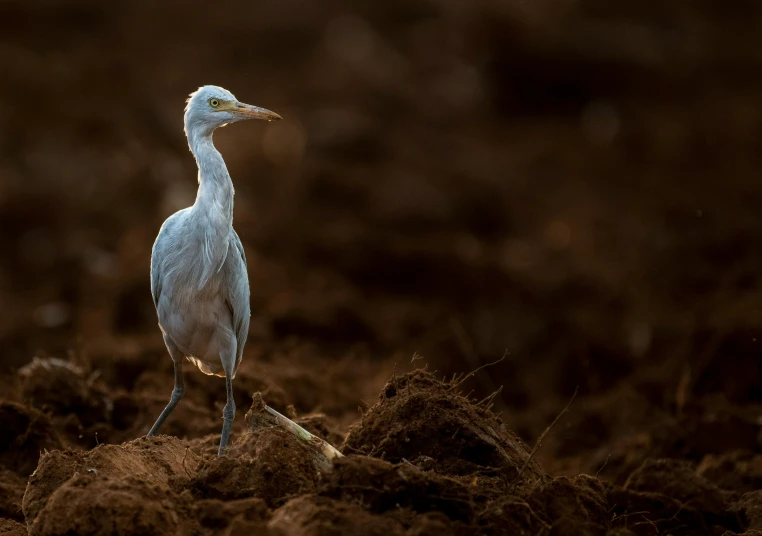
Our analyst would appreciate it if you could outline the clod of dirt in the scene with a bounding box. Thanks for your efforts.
[609,487,707,535]
[0,401,62,476]
[268,495,405,536]
[527,475,609,534]
[624,458,732,523]
[18,357,115,447]
[697,451,762,493]
[544,384,687,484]
[322,455,475,523]
[685,404,761,457]
[405,512,457,536]
[736,491,762,531]
[193,427,319,507]
[609,457,746,536]
[192,497,270,530]
[343,369,540,487]
[0,470,26,521]
[22,436,198,534]
[31,475,181,536]
[471,496,550,535]
[18,357,112,426]
[0,518,26,536]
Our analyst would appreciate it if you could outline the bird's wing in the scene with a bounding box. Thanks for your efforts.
[225,229,251,373]
[150,210,186,309]
[150,227,167,309]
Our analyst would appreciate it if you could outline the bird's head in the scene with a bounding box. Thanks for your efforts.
[184,85,281,137]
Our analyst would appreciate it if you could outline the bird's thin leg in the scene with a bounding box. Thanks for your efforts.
[147,360,185,437]
[218,373,235,456]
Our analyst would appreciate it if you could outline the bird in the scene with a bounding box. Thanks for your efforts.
[146,85,281,456]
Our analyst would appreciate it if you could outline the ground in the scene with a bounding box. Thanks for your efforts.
[1,0,762,535]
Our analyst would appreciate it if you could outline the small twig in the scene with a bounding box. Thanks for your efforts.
[264,406,344,460]
[633,515,659,535]
[667,501,688,522]
[510,386,578,492]
[451,351,508,390]
[247,393,344,474]
[341,443,367,455]
[477,385,504,408]
[182,447,192,479]
[411,352,424,364]
[527,476,546,495]
[612,510,651,524]
[596,454,611,479]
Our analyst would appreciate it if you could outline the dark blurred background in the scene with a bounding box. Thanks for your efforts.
[2,0,762,478]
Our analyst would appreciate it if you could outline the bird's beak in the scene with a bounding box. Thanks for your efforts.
[233,102,282,121]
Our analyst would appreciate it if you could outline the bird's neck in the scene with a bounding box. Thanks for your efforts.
[187,130,235,288]
[188,131,234,227]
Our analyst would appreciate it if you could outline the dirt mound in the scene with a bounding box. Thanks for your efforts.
[17,371,631,535]
[0,471,26,522]
[268,496,404,536]
[193,427,320,506]
[323,455,475,523]
[13,363,762,536]
[192,497,270,533]
[22,436,197,535]
[736,491,762,532]
[0,402,62,477]
[697,451,762,493]
[18,358,111,425]
[343,369,541,489]
[0,518,26,536]
[30,476,182,536]
[18,357,115,448]
[527,475,609,534]
[608,458,745,535]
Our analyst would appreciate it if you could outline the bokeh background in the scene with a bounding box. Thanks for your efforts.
[2,0,762,480]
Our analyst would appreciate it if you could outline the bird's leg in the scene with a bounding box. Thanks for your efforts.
[218,373,236,456]
[147,360,185,437]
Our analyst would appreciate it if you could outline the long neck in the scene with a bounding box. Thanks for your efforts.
[188,129,234,224]
[186,127,234,288]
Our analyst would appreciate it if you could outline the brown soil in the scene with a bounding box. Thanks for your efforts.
[2,0,762,535]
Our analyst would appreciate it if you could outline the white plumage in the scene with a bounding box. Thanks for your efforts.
[146,85,281,456]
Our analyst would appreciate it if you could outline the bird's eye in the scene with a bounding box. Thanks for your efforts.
[209,98,220,108]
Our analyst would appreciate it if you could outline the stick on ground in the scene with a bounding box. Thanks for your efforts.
[246,393,344,473]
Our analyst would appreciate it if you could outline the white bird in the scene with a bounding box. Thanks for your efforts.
[146,85,281,456]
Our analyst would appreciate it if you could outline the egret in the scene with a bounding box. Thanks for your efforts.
[146,85,281,456]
